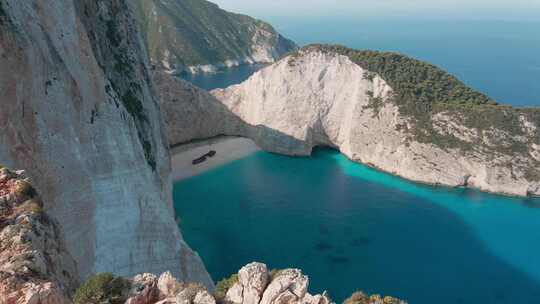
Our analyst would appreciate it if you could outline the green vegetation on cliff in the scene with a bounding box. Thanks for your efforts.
[133,0,296,70]
[74,273,130,304]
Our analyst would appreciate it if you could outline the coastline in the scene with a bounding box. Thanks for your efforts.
[171,136,261,182]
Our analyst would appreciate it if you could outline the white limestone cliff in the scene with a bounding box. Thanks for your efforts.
[211,49,540,197]
[0,0,212,287]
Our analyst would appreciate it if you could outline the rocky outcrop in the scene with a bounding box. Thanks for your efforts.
[133,0,296,74]
[208,47,540,197]
[225,263,331,304]
[123,272,214,304]
[0,168,77,304]
[120,262,404,304]
[0,0,211,287]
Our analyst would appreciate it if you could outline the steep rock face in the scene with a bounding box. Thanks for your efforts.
[209,47,540,197]
[0,0,211,287]
[133,0,296,74]
[154,72,247,145]
[0,168,77,304]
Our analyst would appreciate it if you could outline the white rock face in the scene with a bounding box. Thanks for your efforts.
[0,0,212,287]
[208,49,540,197]
[225,263,332,304]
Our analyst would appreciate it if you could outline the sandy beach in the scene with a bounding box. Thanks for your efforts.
[171,136,261,181]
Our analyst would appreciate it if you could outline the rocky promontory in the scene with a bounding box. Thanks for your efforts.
[208,45,540,197]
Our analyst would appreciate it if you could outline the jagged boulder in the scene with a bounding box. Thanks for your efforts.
[123,272,215,304]
[0,168,78,304]
[223,263,331,304]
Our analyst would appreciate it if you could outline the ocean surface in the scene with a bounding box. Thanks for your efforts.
[173,149,540,304]
[181,18,540,107]
[174,17,540,304]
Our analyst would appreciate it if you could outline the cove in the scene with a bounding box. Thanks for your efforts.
[173,148,540,304]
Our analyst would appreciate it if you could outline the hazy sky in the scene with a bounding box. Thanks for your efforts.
[211,0,540,20]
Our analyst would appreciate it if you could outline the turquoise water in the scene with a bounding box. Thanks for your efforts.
[173,149,540,304]
[181,18,540,107]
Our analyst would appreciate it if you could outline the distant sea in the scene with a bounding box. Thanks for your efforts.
[182,18,540,107]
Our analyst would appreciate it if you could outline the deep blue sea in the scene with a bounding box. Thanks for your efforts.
[181,18,540,107]
[174,149,540,304]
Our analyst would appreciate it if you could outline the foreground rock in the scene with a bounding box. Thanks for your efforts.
[74,262,403,304]
[0,168,77,304]
[0,0,211,286]
[205,46,540,197]
[225,263,330,304]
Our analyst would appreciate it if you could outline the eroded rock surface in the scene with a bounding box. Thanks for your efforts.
[0,168,77,304]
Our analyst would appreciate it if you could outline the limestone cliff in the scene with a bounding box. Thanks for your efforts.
[133,0,297,74]
[212,46,540,197]
[0,0,211,287]
[157,46,540,197]
[0,168,77,304]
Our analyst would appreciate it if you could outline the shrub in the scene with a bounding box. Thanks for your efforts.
[73,273,130,304]
[344,291,405,304]
[214,273,238,302]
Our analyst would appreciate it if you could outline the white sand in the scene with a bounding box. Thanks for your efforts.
[171,136,261,181]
